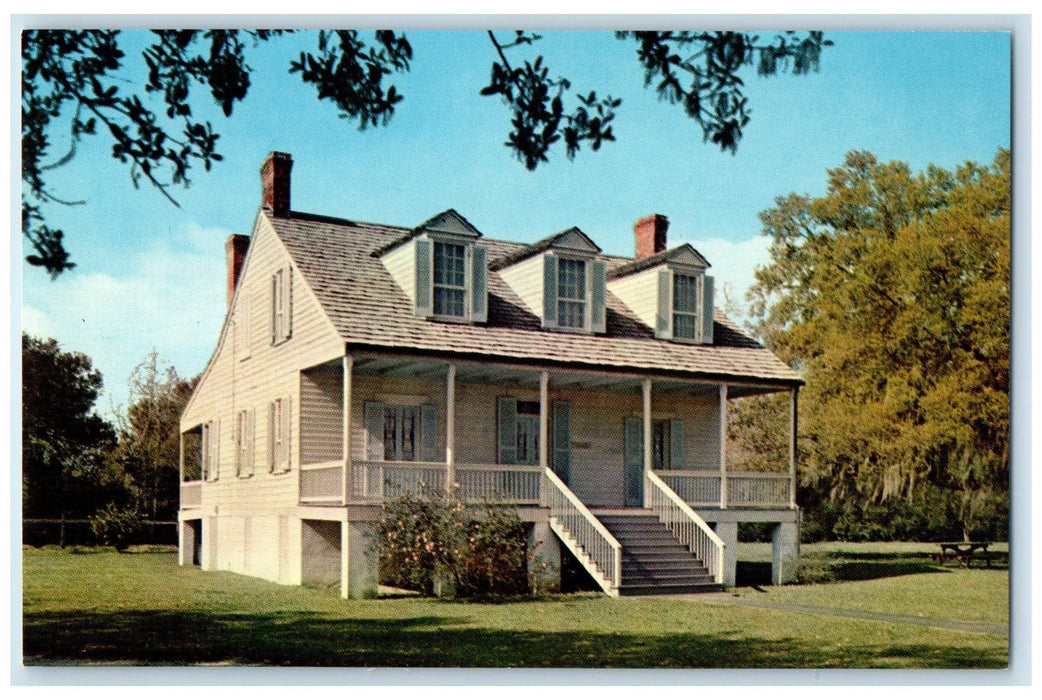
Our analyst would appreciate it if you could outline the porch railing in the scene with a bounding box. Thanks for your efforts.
[655,470,792,508]
[456,464,543,504]
[300,461,343,503]
[543,468,621,596]
[644,471,726,584]
[180,480,202,508]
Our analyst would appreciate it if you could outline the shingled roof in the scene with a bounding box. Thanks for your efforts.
[269,210,802,385]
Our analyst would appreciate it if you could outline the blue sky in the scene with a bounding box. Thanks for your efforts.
[19,28,1011,417]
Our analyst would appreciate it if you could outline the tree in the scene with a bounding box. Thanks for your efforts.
[22,29,831,275]
[21,333,120,521]
[110,351,198,524]
[747,150,1010,540]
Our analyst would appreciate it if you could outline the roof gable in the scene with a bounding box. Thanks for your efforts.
[372,208,482,257]
[489,226,601,271]
[607,243,710,280]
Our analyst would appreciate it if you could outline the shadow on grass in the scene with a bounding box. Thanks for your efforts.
[23,608,1007,668]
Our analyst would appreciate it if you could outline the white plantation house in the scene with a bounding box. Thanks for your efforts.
[178,152,802,598]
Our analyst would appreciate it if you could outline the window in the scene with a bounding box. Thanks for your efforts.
[515,401,540,466]
[433,241,467,317]
[382,405,419,461]
[271,267,291,344]
[557,257,587,329]
[365,402,439,462]
[672,273,700,340]
[202,419,220,481]
[268,397,291,472]
[414,239,488,323]
[235,409,255,477]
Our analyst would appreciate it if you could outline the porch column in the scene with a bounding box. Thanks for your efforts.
[539,370,549,469]
[719,383,728,509]
[642,378,652,473]
[446,363,456,491]
[789,387,798,508]
[342,355,353,505]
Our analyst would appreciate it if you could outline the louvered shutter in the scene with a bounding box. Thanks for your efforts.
[202,422,212,481]
[247,408,256,476]
[471,245,488,323]
[590,259,607,333]
[656,269,672,339]
[270,402,279,472]
[212,418,220,481]
[420,405,440,462]
[282,268,293,341]
[624,417,643,506]
[552,402,571,483]
[542,255,558,328]
[364,402,384,461]
[415,239,433,317]
[497,397,518,465]
[669,419,685,470]
[280,396,291,471]
[270,273,279,344]
[701,275,715,345]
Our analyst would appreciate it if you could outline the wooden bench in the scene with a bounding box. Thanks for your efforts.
[937,541,992,568]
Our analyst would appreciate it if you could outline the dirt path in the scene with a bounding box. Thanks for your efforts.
[696,593,1009,636]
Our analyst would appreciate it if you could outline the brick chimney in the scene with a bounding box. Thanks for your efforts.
[634,214,669,259]
[260,151,293,217]
[226,234,250,309]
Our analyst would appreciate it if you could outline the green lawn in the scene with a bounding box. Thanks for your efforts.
[22,545,1008,668]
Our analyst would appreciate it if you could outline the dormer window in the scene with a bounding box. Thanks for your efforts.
[433,241,467,317]
[606,242,714,345]
[375,209,488,324]
[672,273,700,340]
[557,257,588,329]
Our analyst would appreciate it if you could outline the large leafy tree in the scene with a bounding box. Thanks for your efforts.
[747,150,1010,540]
[22,28,830,275]
[110,351,198,524]
[22,333,120,520]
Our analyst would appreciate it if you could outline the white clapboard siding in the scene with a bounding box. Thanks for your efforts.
[607,265,661,331]
[380,239,417,304]
[181,214,346,522]
[497,253,545,319]
[300,369,344,465]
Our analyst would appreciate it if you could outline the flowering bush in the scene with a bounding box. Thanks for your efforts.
[377,486,530,597]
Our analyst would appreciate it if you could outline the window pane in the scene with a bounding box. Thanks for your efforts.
[557,258,586,301]
[558,299,585,328]
[383,408,397,461]
[673,274,698,313]
[434,287,465,316]
[401,407,417,461]
[674,312,698,339]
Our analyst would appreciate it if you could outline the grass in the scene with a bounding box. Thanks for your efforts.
[733,541,1010,624]
[22,544,1008,668]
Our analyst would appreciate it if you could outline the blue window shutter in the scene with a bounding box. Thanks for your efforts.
[701,275,715,344]
[624,417,643,506]
[364,402,384,461]
[552,401,571,483]
[542,255,558,328]
[471,245,488,323]
[415,239,433,317]
[656,269,671,339]
[497,397,518,465]
[669,419,684,470]
[590,259,607,333]
[420,405,440,462]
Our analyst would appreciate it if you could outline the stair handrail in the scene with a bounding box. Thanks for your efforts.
[542,467,622,594]
[645,470,726,584]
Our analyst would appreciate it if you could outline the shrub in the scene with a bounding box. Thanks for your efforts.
[88,504,144,551]
[377,486,530,598]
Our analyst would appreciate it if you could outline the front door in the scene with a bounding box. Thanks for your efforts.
[624,417,643,506]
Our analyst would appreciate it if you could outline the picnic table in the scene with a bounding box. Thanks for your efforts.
[937,542,993,567]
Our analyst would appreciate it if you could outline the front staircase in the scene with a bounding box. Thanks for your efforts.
[594,509,723,596]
